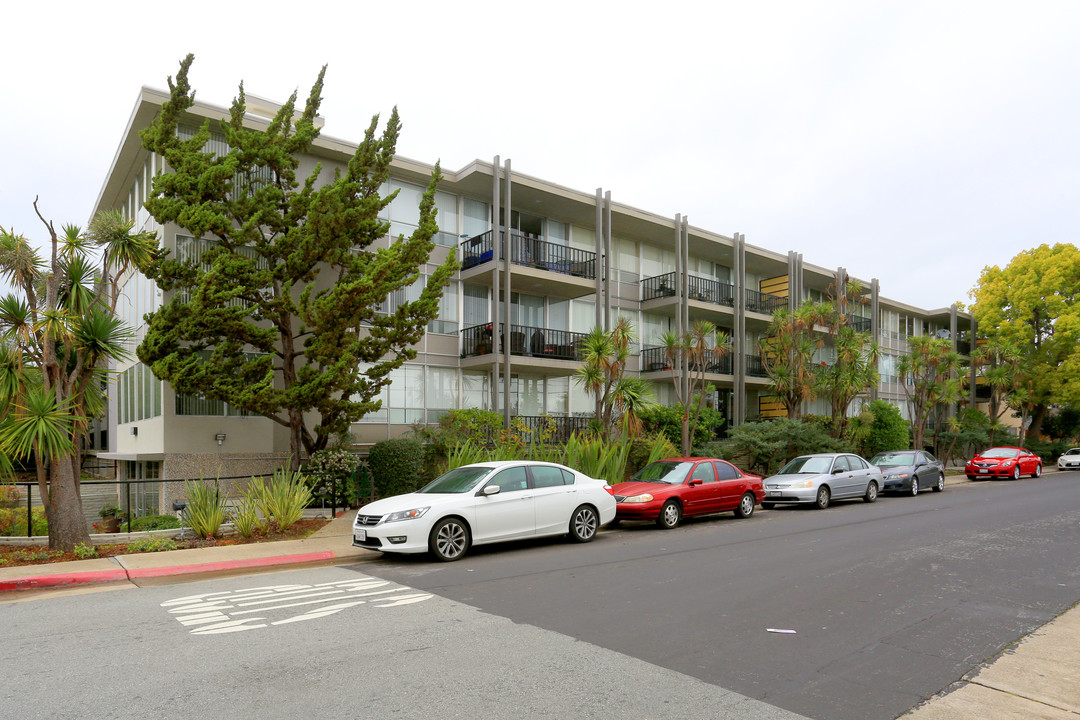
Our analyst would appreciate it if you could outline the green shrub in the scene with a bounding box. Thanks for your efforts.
[638,405,726,450]
[305,447,360,506]
[563,434,632,484]
[0,506,48,536]
[693,440,727,459]
[125,514,181,532]
[230,492,264,539]
[857,400,910,458]
[184,480,228,539]
[1025,438,1072,463]
[369,438,427,498]
[627,432,680,478]
[128,537,178,553]
[723,418,849,476]
[14,548,63,563]
[73,543,98,559]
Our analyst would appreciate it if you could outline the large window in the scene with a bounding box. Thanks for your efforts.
[463,199,489,238]
[118,364,161,424]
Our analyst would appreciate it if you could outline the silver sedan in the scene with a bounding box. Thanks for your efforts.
[762,453,884,509]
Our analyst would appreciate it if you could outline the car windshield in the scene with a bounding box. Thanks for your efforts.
[1064,449,1080,456]
[417,466,491,494]
[630,461,693,484]
[981,448,1019,459]
[778,456,835,475]
[871,452,915,467]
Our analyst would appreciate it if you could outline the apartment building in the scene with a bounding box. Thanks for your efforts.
[92,87,974,510]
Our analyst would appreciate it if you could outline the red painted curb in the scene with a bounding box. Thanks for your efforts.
[0,568,129,592]
[127,551,338,578]
[0,551,339,593]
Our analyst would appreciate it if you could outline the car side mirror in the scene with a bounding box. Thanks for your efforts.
[479,485,501,497]
[688,478,703,487]
[832,468,844,474]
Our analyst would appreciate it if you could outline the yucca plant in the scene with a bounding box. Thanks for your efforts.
[261,467,313,532]
[184,479,227,539]
[229,495,263,539]
[564,433,632,484]
[446,439,494,470]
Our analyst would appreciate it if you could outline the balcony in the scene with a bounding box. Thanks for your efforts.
[641,272,737,307]
[845,314,872,333]
[460,231,597,279]
[640,346,733,375]
[460,322,588,366]
[745,289,787,315]
[746,353,769,378]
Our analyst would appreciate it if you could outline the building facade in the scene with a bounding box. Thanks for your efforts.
[92,88,974,511]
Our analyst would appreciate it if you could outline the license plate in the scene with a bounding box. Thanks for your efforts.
[767,490,780,496]
[354,530,367,542]
[979,469,988,474]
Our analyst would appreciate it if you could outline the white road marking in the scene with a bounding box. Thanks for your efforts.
[163,575,432,634]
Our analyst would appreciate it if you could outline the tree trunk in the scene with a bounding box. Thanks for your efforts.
[681,413,691,456]
[1027,404,1048,441]
[44,453,91,551]
[288,407,304,470]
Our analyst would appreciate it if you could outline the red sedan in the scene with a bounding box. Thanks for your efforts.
[965,447,1043,480]
[611,457,764,529]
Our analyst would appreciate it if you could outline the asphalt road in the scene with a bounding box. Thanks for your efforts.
[356,470,1080,720]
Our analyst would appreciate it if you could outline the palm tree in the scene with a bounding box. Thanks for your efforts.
[0,200,155,550]
[897,336,964,450]
[575,317,654,440]
[761,302,827,419]
[660,319,731,455]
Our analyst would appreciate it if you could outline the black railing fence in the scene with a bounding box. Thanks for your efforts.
[460,230,597,279]
[641,346,734,374]
[460,323,588,360]
[746,289,787,314]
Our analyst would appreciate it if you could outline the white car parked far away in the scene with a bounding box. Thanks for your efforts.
[353,461,617,561]
[1059,448,1080,471]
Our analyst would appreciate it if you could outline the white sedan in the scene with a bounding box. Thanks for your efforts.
[352,461,617,561]
[1059,448,1080,471]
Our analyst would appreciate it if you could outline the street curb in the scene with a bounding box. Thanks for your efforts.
[0,550,346,593]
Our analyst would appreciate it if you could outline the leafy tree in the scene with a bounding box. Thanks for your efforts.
[659,319,730,454]
[722,418,847,476]
[0,205,154,550]
[852,399,909,458]
[897,336,964,451]
[760,302,827,418]
[136,55,456,466]
[575,318,654,440]
[970,338,1022,446]
[637,403,725,451]
[970,243,1080,440]
[815,280,880,438]
[1042,405,1080,442]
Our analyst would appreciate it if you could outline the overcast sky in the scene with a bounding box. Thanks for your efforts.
[2,1,1077,310]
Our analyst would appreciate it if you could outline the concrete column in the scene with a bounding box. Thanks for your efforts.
[503,159,512,428]
[491,156,500,413]
[595,189,603,330]
[733,233,746,425]
[682,217,690,405]
[870,278,880,401]
[604,191,612,333]
[970,317,978,409]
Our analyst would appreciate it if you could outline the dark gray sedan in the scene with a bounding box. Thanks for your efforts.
[870,450,945,496]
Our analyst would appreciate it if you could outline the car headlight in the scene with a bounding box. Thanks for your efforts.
[886,473,909,480]
[791,480,815,489]
[622,493,655,503]
[385,507,430,523]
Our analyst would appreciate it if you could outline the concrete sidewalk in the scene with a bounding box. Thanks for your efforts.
[0,513,372,593]
[902,602,1080,719]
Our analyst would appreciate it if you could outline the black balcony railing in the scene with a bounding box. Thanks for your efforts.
[459,230,597,280]
[641,273,736,307]
[746,354,768,378]
[640,346,733,374]
[460,323,588,360]
[845,314,872,333]
[689,276,736,306]
[515,415,593,443]
[641,272,677,301]
[745,289,787,315]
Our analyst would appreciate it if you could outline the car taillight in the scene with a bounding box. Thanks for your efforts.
[603,484,614,495]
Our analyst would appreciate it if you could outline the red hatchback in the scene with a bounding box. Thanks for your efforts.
[965,447,1043,480]
[611,457,764,529]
